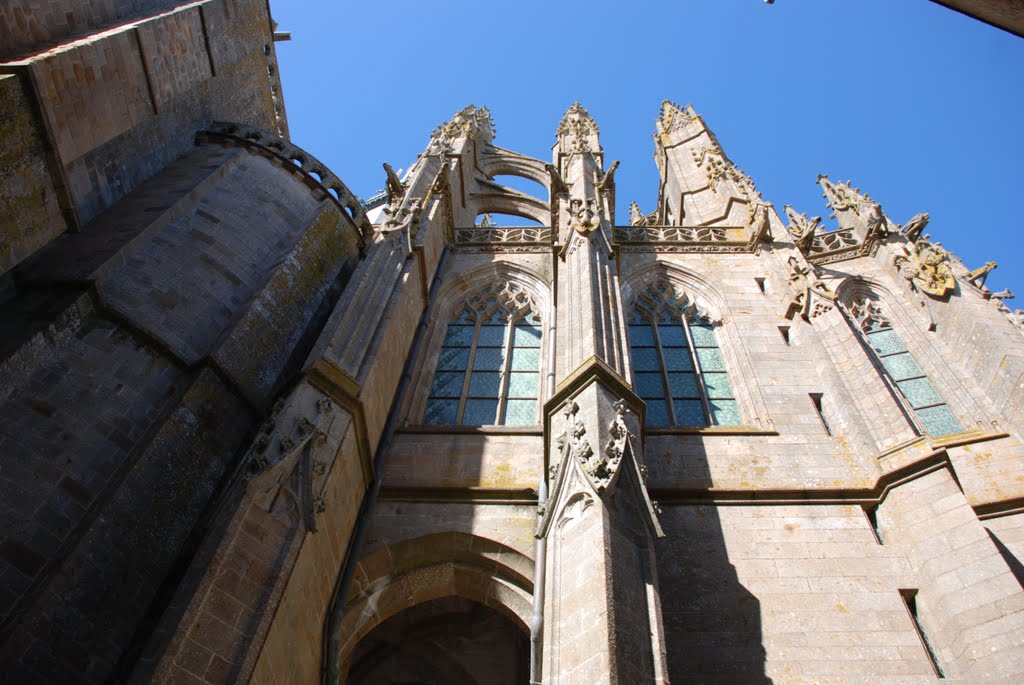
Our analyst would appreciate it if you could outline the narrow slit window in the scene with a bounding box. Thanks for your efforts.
[755,277,766,294]
[626,282,740,428]
[900,589,945,678]
[849,299,962,437]
[424,283,541,426]
[778,325,790,345]
[810,393,831,436]
[863,505,883,545]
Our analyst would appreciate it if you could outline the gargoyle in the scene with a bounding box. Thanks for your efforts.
[900,212,929,242]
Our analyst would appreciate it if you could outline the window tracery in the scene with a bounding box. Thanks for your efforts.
[627,281,740,427]
[849,298,962,437]
[424,282,542,426]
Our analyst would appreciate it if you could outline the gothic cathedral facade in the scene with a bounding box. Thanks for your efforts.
[2,2,1024,684]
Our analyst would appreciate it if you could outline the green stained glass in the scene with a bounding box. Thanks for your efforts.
[866,329,906,356]
[916,405,962,436]
[504,399,536,426]
[430,371,464,398]
[437,347,469,370]
[473,347,505,370]
[443,324,474,347]
[462,399,498,425]
[423,398,458,425]
[667,372,699,398]
[478,324,507,346]
[510,347,539,371]
[513,324,541,347]
[673,399,707,426]
[635,372,665,399]
[633,348,661,371]
[628,325,655,347]
[507,372,538,398]
[695,347,726,372]
[689,323,718,347]
[659,323,688,347]
[882,352,924,381]
[710,399,741,426]
[662,346,694,372]
[702,372,733,399]
[468,371,501,398]
[646,400,670,427]
[897,377,944,409]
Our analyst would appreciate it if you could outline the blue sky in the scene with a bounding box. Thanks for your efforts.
[270,0,1023,299]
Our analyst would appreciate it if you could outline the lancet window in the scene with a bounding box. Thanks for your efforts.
[627,282,740,428]
[424,282,542,426]
[849,299,962,437]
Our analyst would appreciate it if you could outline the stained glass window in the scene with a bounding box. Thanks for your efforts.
[850,299,962,437]
[424,283,542,426]
[627,282,740,428]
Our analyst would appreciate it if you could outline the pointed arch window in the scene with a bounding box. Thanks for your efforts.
[424,283,542,426]
[850,299,962,437]
[627,282,740,428]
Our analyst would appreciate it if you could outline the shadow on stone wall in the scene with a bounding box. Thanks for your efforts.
[654,440,772,684]
[347,597,528,685]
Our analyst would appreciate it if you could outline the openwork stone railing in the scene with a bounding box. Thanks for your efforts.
[198,122,372,243]
[455,226,553,246]
[805,227,873,265]
[613,225,753,253]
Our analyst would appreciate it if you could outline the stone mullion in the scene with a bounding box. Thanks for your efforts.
[651,320,676,426]
[682,316,714,426]
[495,315,517,425]
[455,318,483,424]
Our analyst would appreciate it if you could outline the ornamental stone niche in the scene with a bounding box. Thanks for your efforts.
[2,7,1024,684]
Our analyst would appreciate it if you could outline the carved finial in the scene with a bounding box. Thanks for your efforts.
[557,102,600,153]
[785,205,821,253]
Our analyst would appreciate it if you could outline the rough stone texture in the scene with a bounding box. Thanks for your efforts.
[0,73,68,275]
[2,4,1024,682]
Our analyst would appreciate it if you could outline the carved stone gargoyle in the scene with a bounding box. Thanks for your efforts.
[900,212,930,242]
[965,261,997,288]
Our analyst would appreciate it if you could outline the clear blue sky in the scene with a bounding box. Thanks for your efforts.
[270,0,1023,300]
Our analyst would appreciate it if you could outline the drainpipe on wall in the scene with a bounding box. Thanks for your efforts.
[530,270,557,684]
[320,246,450,685]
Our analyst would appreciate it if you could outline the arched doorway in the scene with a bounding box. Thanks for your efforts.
[346,597,529,685]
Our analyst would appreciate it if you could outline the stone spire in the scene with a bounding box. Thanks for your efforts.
[652,101,763,230]
[816,174,889,240]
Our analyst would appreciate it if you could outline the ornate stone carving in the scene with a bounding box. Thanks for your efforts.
[894,237,956,298]
[691,143,760,199]
[568,198,598,234]
[749,202,773,243]
[628,201,658,227]
[849,298,889,332]
[383,162,405,205]
[432,104,494,144]
[455,226,552,245]
[246,395,337,533]
[655,100,698,143]
[900,212,930,242]
[784,205,821,253]
[557,102,600,153]
[786,255,834,320]
[555,399,594,469]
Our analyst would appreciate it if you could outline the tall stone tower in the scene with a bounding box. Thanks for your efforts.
[3,4,1024,684]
